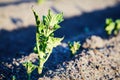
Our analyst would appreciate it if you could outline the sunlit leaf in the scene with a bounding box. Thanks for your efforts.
[68,41,81,55]
[23,61,37,74]
[106,18,113,25]
[115,19,120,30]
[105,22,115,35]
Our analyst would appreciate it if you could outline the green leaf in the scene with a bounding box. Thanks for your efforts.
[54,24,61,30]
[34,46,38,53]
[23,61,37,74]
[45,37,63,53]
[48,37,63,47]
[32,9,41,33]
[114,30,118,35]
[38,23,46,34]
[105,22,115,35]
[106,18,113,25]
[43,10,63,28]
[49,13,63,27]
[115,19,120,30]
[68,41,81,55]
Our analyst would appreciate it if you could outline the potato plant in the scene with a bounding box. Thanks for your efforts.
[105,18,120,35]
[32,9,64,74]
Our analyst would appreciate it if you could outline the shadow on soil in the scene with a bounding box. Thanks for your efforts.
[0,26,36,58]
[1,3,120,79]
[0,0,37,7]
[54,3,120,42]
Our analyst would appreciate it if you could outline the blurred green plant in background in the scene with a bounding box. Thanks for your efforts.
[105,18,120,35]
[37,0,46,4]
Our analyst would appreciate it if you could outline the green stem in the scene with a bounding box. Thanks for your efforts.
[36,33,43,74]
[36,33,40,55]
[28,73,31,80]
[44,52,51,64]
[38,52,51,74]
[38,59,44,74]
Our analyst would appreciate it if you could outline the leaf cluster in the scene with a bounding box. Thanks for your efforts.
[105,18,120,35]
[68,41,81,56]
[23,61,37,75]
[23,61,37,80]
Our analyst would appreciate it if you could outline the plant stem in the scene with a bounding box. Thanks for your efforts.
[38,59,44,74]
[36,33,40,55]
[28,73,31,80]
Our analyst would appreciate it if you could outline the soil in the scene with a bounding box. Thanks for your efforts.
[0,0,120,80]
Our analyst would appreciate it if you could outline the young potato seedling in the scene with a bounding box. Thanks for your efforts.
[23,61,37,80]
[68,41,81,56]
[32,9,64,74]
[105,18,120,35]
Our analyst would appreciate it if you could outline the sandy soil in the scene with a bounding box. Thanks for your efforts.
[41,34,120,80]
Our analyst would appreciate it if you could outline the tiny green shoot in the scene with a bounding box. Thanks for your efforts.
[23,61,37,80]
[68,41,80,56]
[32,9,64,74]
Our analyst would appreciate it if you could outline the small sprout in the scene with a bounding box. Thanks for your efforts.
[68,41,81,56]
[32,9,64,74]
[23,61,37,80]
